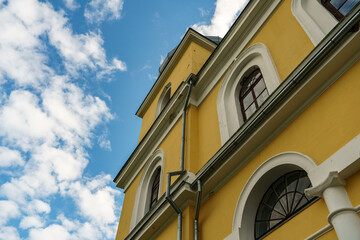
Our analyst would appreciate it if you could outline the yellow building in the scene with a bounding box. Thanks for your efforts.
[114,1,360,239]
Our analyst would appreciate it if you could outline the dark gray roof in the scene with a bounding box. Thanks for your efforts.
[158,35,222,74]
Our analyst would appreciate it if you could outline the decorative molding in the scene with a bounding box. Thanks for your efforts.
[305,171,346,197]
[291,0,338,45]
[226,152,317,240]
[130,149,165,230]
[308,134,360,187]
[217,43,281,144]
[125,172,196,240]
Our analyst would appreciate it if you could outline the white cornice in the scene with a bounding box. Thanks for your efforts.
[136,29,217,118]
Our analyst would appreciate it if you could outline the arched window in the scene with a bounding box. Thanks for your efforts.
[255,170,315,239]
[217,43,281,145]
[224,152,318,240]
[149,168,161,209]
[155,83,171,118]
[321,0,359,20]
[239,68,269,122]
[130,149,164,230]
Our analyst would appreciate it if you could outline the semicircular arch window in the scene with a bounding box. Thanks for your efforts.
[255,170,315,239]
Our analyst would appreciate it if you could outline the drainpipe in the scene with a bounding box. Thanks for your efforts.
[180,74,196,171]
[166,74,197,240]
[194,180,202,240]
[166,171,184,240]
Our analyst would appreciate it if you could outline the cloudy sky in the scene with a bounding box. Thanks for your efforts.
[0,0,248,239]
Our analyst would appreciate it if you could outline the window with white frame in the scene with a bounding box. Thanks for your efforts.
[130,149,164,230]
[239,68,269,122]
[217,43,281,145]
[224,152,318,240]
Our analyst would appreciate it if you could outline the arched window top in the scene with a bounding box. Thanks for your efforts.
[321,0,360,20]
[155,83,171,118]
[255,170,315,239]
[239,68,269,121]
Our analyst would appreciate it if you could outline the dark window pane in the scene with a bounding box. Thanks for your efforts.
[239,68,267,121]
[254,171,315,239]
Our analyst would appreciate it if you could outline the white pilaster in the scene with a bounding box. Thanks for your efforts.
[306,171,360,240]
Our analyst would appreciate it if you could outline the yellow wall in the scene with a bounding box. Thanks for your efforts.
[138,42,212,142]
[197,49,360,240]
[155,206,194,240]
[116,169,143,240]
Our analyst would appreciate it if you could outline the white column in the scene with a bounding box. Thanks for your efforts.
[305,171,360,240]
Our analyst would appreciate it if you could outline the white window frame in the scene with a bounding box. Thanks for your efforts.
[217,43,281,145]
[155,83,171,118]
[292,0,338,46]
[225,152,318,240]
[130,149,165,230]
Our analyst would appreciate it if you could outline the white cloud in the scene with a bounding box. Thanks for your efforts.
[0,147,24,167]
[0,226,20,240]
[64,175,119,224]
[28,224,71,240]
[84,0,124,24]
[198,7,210,17]
[20,215,44,229]
[0,0,126,87]
[25,199,51,215]
[0,200,20,225]
[192,0,249,37]
[63,0,80,10]
[0,0,122,238]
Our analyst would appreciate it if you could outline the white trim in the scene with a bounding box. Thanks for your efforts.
[308,134,360,186]
[217,43,281,144]
[291,0,338,45]
[226,152,317,240]
[130,149,165,231]
[155,83,171,118]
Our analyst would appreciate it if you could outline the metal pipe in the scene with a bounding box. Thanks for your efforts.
[180,75,195,171]
[194,180,202,240]
[191,7,360,189]
[166,171,184,240]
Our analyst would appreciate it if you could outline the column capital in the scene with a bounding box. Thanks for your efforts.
[305,171,346,197]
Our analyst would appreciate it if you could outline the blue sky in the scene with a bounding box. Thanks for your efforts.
[0,0,248,239]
